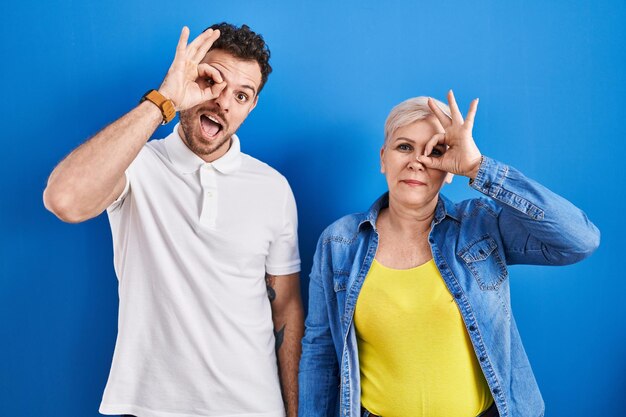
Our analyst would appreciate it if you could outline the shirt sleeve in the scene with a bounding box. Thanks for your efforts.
[265,178,301,276]
[106,145,145,213]
[469,156,600,266]
[106,172,131,212]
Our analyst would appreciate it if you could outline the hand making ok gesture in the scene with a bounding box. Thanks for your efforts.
[418,90,483,180]
[158,27,226,111]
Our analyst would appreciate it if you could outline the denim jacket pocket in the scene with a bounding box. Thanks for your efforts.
[333,270,350,292]
[332,271,350,322]
[459,235,508,290]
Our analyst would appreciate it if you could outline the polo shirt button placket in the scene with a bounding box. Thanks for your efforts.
[200,164,218,228]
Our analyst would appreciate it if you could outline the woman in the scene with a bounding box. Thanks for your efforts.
[298,91,599,417]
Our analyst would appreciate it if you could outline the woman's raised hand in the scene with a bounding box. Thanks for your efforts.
[418,90,482,180]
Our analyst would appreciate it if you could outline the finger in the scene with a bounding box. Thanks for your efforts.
[174,26,190,58]
[428,98,452,128]
[198,64,226,100]
[447,89,464,124]
[212,81,227,97]
[198,63,224,84]
[464,98,479,129]
[192,29,220,63]
[202,81,226,101]
[423,133,445,157]
[187,28,214,53]
[417,154,446,172]
[185,28,214,62]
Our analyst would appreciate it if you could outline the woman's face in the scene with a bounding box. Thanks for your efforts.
[381,116,451,209]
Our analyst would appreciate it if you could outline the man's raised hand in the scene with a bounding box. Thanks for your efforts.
[158,27,226,111]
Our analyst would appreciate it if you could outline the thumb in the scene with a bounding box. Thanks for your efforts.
[204,81,226,100]
[198,63,226,100]
[417,154,445,171]
[198,63,223,84]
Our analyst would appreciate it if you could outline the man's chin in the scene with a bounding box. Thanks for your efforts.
[189,133,232,159]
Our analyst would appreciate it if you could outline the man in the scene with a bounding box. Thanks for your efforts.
[43,23,303,417]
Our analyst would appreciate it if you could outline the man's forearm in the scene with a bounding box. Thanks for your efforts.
[44,101,162,222]
[266,272,304,417]
[275,306,304,417]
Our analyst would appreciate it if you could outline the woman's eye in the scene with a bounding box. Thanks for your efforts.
[397,143,412,152]
[429,147,445,157]
[206,77,215,86]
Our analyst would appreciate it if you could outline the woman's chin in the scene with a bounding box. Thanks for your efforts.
[390,190,438,209]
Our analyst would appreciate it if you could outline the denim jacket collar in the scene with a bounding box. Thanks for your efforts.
[357,192,461,231]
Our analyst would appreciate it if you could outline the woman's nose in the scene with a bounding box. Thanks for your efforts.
[407,150,425,170]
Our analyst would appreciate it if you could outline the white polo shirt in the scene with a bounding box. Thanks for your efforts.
[100,126,300,417]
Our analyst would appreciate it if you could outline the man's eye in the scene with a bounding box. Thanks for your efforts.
[236,93,249,103]
[397,143,412,151]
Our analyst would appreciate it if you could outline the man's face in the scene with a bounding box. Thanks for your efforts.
[178,49,262,162]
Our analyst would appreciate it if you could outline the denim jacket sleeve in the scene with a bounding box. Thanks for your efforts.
[470,156,600,265]
[298,237,339,417]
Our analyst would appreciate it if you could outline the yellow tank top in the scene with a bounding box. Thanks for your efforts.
[355,259,493,417]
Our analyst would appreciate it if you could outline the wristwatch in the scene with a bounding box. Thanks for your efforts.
[141,90,176,125]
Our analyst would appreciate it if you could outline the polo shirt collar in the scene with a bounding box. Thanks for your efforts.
[165,123,242,175]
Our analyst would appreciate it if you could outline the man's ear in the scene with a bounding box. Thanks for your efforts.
[248,95,259,114]
[380,146,386,174]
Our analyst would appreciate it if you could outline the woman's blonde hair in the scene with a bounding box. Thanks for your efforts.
[383,97,450,147]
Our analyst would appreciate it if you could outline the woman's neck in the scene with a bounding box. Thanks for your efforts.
[374,194,439,269]
[381,194,439,238]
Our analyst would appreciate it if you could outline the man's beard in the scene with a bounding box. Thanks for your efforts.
[178,106,232,157]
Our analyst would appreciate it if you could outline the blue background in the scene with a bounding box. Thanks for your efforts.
[1,1,624,416]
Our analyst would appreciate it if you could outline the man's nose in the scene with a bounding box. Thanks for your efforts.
[214,89,230,113]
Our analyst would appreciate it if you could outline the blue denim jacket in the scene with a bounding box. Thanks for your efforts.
[298,157,600,417]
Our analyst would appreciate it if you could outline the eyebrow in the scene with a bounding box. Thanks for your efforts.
[240,84,257,97]
[394,137,416,143]
[222,74,257,97]
[393,137,446,147]
[210,64,258,97]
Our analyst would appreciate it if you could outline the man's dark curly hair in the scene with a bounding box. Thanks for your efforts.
[205,22,272,94]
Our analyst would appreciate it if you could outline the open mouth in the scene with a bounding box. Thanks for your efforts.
[200,114,223,139]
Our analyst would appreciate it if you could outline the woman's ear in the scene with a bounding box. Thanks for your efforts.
[380,146,386,174]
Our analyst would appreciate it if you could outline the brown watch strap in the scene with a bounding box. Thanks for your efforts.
[141,90,176,125]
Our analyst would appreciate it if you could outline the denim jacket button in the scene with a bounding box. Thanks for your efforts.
[454,292,462,299]
[479,356,487,362]
[469,325,477,331]
[438,264,447,270]
[493,388,500,395]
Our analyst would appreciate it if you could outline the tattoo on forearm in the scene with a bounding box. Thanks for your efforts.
[274,324,285,350]
[265,274,276,302]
